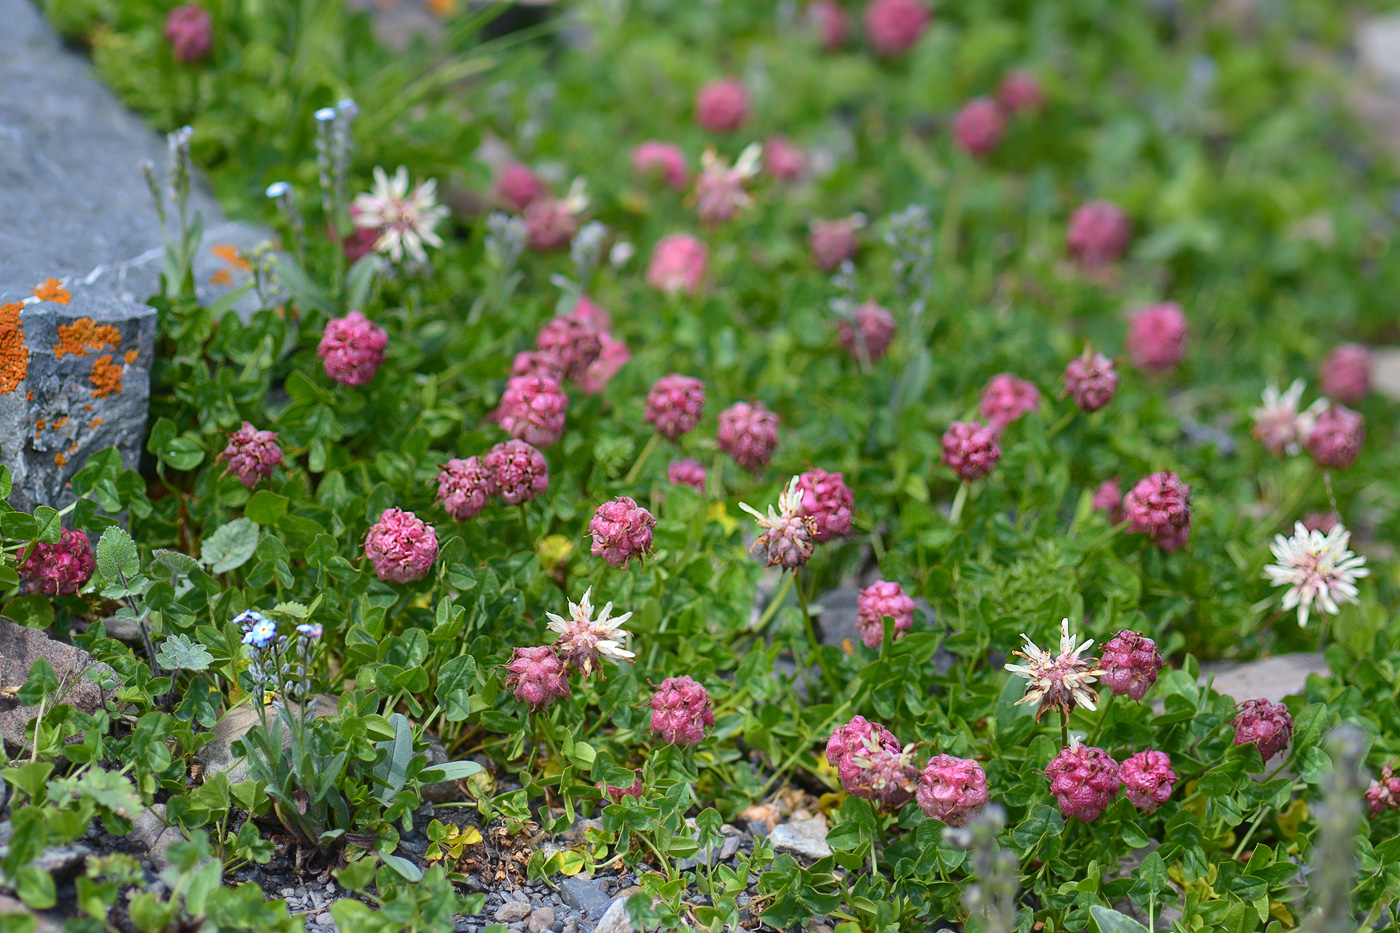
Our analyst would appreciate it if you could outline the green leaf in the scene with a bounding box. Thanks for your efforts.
[200,518,260,574]
[1089,905,1151,933]
[31,507,61,545]
[17,658,59,705]
[1298,746,1331,784]
[418,760,484,785]
[377,851,423,882]
[244,490,289,526]
[96,526,140,579]
[152,548,202,577]
[156,634,214,672]
[3,595,54,630]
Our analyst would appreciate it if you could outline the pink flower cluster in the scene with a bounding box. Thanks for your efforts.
[217,422,283,488]
[436,457,496,521]
[364,508,439,584]
[1063,350,1118,412]
[1044,743,1120,822]
[809,219,859,271]
[318,311,388,387]
[1319,344,1370,404]
[1124,471,1191,551]
[165,4,212,62]
[864,0,929,56]
[917,754,989,826]
[496,162,545,211]
[525,197,581,252]
[649,676,714,745]
[1067,201,1132,268]
[1120,750,1177,813]
[632,142,689,190]
[1126,302,1187,373]
[979,373,1040,431]
[825,715,918,809]
[505,646,570,711]
[695,79,749,133]
[1306,404,1364,469]
[668,458,707,492]
[795,468,854,542]
[514,298,628,397]
[1098,631,1163,701]
[19,529,95,596]
[718,401,780,472]
[839,302,897,363]
[997,70,1045,114]
[952,98,1006,159]
[647,234,709,295]
[941,421,1002,482]
[764,137,807,182]
[1093,478,1125,524]
[484,440,550,505]
[590,496,656,569]
[1366,763,1400,818]
[646,374,706,440]
[498,375,568,448]
[856,580,916,648]
[1233,698,1293,762]
[807,0,850,50]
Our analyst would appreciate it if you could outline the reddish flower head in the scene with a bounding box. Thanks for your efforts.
[1124,471,1191,551]
[496,162,545,211]
[856,580,916,649]
[19,529,95,597]
[941,421,1002,482]
[1233,698,1294,763]
[1063,350,1119,413]
[826,715,917,808]
[1305,404,1364,470]
[437,456,497,522]
[1126,302,1188,373]
[649,676,714,746]
[499,374,568,448]
[524,197,580,252]
[1319,344,1371,405]
[632,142,689,190]
[1120,750,1176,812]
[646,374,706,440]
[1067,200,1132,267]
[165,4,212,62]
[590,497,656,569]
[839,302,897,363]
[917,755,989,826]
[1301,511,1338,534]
[1045,742,1121,822]
[505,646,570,711]
[718,401,780,472]
[864,0,929,56]
[535,316,603,384]
[581,335,630,395]
[794,468,854,543]
[318,311,387,387]
[807,0,851,50]
[1093,478,1125,524]
[668,458,707,492]
[1098,631,1164,701]
[484,440,549,505]
[809,219,859,271]
[342,205,380,262]
[695,79,750,133]
[217,422,283,489]
[1366,763,1400,818]
[952,98,1006,158]
[979,373,1041,430]
[996,70,1045,114]
[511,350,564,382]
[763,136,808,183]
[365,507,439,585]
[647,234,709,295]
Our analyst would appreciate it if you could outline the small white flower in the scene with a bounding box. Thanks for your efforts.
[740,477,816,569]
[1004,619,1103,720]
[1263,522,1369,627]
[1251,380,1324,456]
[545,587,634,678]
[351,166,449,263]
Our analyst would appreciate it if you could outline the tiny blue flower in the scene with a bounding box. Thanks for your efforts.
[296,623,323,639]
[236,610,277,648]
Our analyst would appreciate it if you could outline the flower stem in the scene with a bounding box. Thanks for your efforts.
[1086,691,1116,748]
[624,433,661,485]
[949,481,969,524]
[1060,712,1070,749]
[753,572,795,633]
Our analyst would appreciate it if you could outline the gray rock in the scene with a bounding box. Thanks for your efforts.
[592,898,634,933]
[675,820,744,870]
[0,618,121,752]
[0,844,92,893]
[527,907,555,933]
[1359,15,1400,91]
[0,893,63,933]
[195,694,339,785]
[130,803,182,870]
[769,817,832,860]
[1371,346,1400,401]
[1200,653,1328,703]
[557,876,611,921]
[495,901,532,923]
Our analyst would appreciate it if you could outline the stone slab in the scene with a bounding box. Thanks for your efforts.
[1198,652,1328,704]
[1358,14,1400,92]
[0,618,120,752]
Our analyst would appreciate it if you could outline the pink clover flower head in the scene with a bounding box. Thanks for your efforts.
[217,422,283,489]
[1120,750,1176,812]
[599,774,646,803]
[807,0,850,50]
[1251,380,1322,457]
[165,4,212,62]
[763,136,808,182]
[546,587,635,679]
[19,528,95,597]
[1366,763,1400,818]
[740,477,817,570]
[581,335,630,395]
[317,311,387,387]
[695,145,761,226]
[649,675,714,746]
[809,218,860,271]
[1045,740,1121,822]
[863,0,929,56]
[695,78,750,133]
[839,302,896,362]
[504,646,570,711]
[437,456,497,522]
[794,468,854,543]
[1127,302,1188,373]
[535,315,603,384]
[856,580,916,649]
[632,142,689,190]
[996,70,1045,114]
[484,440,549,505]
[825,715,917,808]
[1124,471,1191,551]
[511,350,564,382]
[1233,698,1294,763]
[1098,630,1164,701]
[668,458,707,492]
[1305,403,1364,469]
[499,374,568,448]
[647,234,709,295]
[917,754,989,826]
[952,98,1006,158]
[1301,511,1338,534]
[941,420,1002,482]
[589,496,656,569]
[1319,343,1371,404]
[496,162,546,211]
[646,374,706,440]
[364,507,439,584]
[1067,200,1132,267]
[1063,349,1119,413]
[717,400,780,472]
[570,294,612,332]
[979,373,1041,430]
[1093,478,1125,524]
[525,198,580,252]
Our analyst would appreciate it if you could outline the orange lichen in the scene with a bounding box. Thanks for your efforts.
[33,278,71,305]
[53,452,67,467]
[89,356,123,398]
[54,318,121,359]
[52,416,67,429]
[66,441,77,452]
[211,244,252,272]
[26,391,34,401]
[209,268,233,287]
[0,302,28,394]
[124,349,138,365]
[89,417,102,430]
[34,418,46,437]
[81,403,92,412]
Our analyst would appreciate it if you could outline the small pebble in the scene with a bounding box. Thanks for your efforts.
[495,901,532,923]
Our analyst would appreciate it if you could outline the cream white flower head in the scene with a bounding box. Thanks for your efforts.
[545,587,635,679]
[1263,522,1368,627]
[1004,619,1103,721]
[352,165,449,264]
